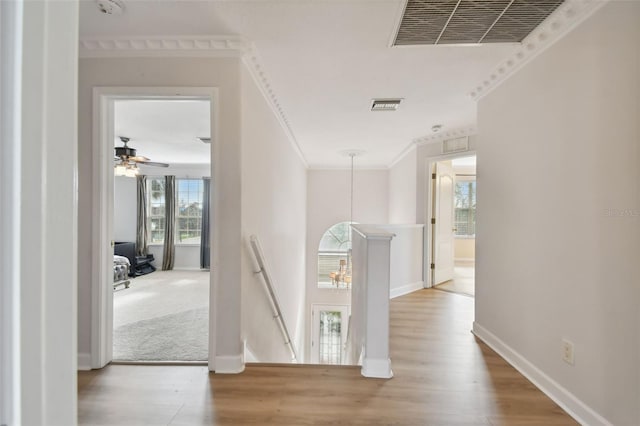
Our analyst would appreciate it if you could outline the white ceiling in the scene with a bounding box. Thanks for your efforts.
[114,100,210,164]
[82,1,527,168]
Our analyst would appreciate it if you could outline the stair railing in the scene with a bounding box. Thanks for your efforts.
[249,235,298,362]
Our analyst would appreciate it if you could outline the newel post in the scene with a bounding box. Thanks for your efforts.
[351,225,395,379]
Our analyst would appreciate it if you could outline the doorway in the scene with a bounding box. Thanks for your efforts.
[91,87,218,369]
[430,155,476,297]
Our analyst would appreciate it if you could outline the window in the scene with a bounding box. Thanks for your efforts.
[454,180,476,237]
[176,179,203,244]
[147,177,204,245]
[317,222,352,288]
[148,178,166,244]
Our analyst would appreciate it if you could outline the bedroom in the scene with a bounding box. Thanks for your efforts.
[111,98,212,362]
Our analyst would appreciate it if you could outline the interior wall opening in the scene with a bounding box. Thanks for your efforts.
[110,98,212,363]
[431,155,476,297]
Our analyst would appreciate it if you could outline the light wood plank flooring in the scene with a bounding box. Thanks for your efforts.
[78,289,576,425]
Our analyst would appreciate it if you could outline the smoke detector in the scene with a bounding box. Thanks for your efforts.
[95,0,124,15]
[371,99,402,112]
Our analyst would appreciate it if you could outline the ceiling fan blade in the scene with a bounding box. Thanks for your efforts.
[129,156,150,162]
[138,161,170,168]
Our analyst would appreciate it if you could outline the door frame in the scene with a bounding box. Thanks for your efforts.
[423,151,476,288]
[91,86,219,370]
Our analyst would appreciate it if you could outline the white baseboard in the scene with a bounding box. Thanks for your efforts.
[214,354,245,374]
[77,352,92,371]
[361,357,393,379]
[390,281,424,299]
[472,322,612,426]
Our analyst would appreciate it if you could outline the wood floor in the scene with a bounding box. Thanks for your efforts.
[78,289,577,425]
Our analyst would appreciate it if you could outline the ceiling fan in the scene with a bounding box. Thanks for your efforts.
[114,136,169,177]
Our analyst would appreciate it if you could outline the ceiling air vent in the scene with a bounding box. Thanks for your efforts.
[442,136,469,154]
[198,137,211,144]
[394,0,564,45]
[371,99,402,111]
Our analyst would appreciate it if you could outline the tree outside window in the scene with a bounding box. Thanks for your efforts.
[454,180,476,237]
[176,179,203,244]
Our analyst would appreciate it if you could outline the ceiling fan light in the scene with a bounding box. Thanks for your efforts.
[124,165,139,177]
[114,164,127,176]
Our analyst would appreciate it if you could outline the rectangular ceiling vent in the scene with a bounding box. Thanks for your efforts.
[198,137,211,144]
[371,98,402,111]
[394,0,564,45]
[442,136,469,154]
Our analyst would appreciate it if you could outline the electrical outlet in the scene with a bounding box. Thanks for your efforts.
[562,339,574,365]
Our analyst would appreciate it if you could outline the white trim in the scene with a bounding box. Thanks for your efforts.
[308,165,389,171]
[472,322,613,426]
[79,35,250,58]
[361,357,393,379]
[92,87,219,372]
[470,0,609,101]
[415,125,477,146]
[214,354,245,374]
[77,353,92,371]
[241,50,308,168]
[0,1,22,423]
[387,142,416,169]
[390,281,424,299]
[387,0,408,47]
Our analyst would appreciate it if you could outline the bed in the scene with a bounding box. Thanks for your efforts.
[113,255,131,290]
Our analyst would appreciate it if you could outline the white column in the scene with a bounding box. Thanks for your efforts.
[351,225,394,379]
[0,0,79,424]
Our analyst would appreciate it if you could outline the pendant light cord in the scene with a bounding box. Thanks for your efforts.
[350,153,354,226]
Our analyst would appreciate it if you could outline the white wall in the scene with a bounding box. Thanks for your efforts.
[305,169,388,362]
[240,64,307,362]
[388,147,417,224]
[78,57,243,369]
[475,3,640,425]
[377,225,424,298]
[114,164,211,270]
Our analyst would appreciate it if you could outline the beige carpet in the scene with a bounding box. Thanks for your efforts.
[113,270,210,361]
[435,261,475,297]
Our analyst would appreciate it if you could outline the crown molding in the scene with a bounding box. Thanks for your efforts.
[79,35,250,58]
[387,141,416,169]
[242,47,309,168]
[414,125,477,146]
[469,0,610,101]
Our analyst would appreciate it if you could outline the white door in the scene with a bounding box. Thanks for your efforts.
[433,162,455,285]
[311,305,349,364]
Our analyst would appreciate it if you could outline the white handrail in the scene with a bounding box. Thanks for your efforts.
[249,235,298,362]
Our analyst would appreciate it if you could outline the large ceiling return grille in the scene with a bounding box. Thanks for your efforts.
[394,0,564,45]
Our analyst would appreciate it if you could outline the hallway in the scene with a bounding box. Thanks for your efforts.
[78,289,576,425]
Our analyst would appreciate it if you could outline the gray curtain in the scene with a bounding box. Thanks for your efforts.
[200,178,211,269]
[162,176,175,270]
[136,175,148,256]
